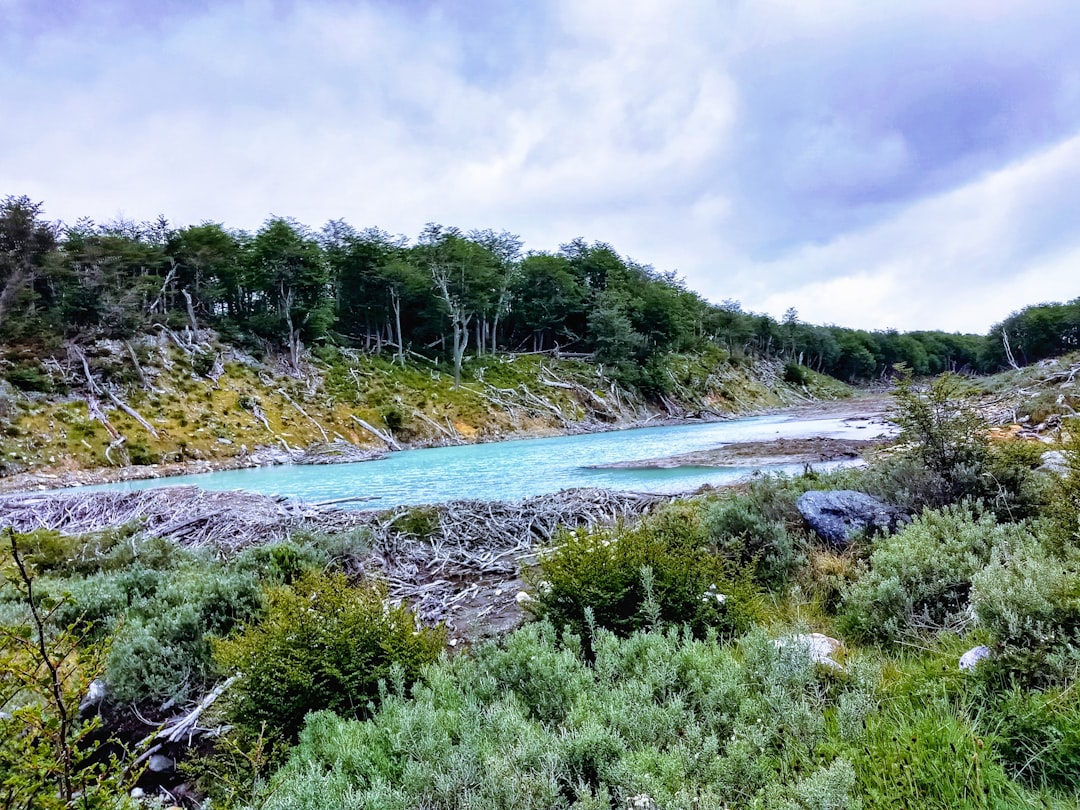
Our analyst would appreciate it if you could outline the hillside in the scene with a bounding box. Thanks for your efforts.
[0,332,849,491]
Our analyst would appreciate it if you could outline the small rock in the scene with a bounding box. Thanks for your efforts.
[129,787,145,799]
[775,633,845,672]
[514,591,534,604]
[78,678,107,718]
[959,645,992,671]
[148,754,175,773]
[217,437,233,445]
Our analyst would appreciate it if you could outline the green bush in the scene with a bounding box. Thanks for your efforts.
[233,539,327,585]
[246,624,872,810]
[971,536,1080,684]
[1043,424,1080,549]
[215,571,445,742]
[783,361,811,386]
[32,549,262,705]
[4,364,53,393]
[839,505,1034,643]
[527,503,762,642]
[104,565,263,704]
[882,372,1045,518]
[984,686,1080,791]
[701,497,796,589]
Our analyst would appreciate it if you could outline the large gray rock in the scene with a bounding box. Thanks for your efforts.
[796,490,902,548]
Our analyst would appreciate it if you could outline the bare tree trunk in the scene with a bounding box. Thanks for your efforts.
[280,284,300,372]
[432,265,473,388]
[391,288,404,366]
[181,287,199,333]
[1002,328,1021,370]
[147,261,178,316]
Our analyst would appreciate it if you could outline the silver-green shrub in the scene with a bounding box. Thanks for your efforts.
[839,504,1034,642]
[971,537,1080,682]
[249,624,869,810]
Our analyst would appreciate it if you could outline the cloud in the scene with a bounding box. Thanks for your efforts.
[2,0,1080,334]
[747,131,1080,332]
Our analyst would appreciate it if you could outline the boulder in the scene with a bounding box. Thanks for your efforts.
[796,490,902,548]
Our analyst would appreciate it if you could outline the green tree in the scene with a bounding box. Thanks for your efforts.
[511,253,587,351]
[0,196,58,340]
[247,218,332,368]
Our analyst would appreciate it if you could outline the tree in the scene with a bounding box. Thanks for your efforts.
[511,253,587,351]
[468,228,522,355]
[167,222,243,322]
[247,218,332,369]
[415,224,502,386]
[0,196,58,340]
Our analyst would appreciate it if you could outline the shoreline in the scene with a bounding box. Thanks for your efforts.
[0,393,892,496]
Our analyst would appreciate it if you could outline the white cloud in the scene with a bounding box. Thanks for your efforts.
[748,132,1080,331]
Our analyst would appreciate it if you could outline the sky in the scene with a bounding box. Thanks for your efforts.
[3,0,1080,334]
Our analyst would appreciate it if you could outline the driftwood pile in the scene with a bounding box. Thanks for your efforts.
[0,485,670,626]
[0,486,370,550]
[351,489,669,624]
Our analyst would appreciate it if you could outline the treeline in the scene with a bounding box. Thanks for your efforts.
[983,299,1080,369]
[0,195,1071,387]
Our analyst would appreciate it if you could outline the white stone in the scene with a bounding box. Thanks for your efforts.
[775,633,845,672]
[959,645,992,671]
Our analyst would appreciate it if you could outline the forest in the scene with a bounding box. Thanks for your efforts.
[7,194,1075,395]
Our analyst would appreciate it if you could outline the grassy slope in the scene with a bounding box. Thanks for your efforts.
[0,337,849,481]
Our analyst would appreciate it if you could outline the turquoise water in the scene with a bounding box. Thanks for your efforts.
[75,411,890,509]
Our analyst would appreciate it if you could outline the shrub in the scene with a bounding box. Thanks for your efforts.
[0,529,139,809]
[4,364,53,393]
[783,361,811,386]
[701,497,796,589]
[215,571,445,742]
[391,505,441,539]
[882,371,1045,519]
[233,539,326,585]
[527,504,762,642]
[1043,423,1080,549]
[971,536,1080,685]
[984,686,1080,791]
[104,565,263,704]
[246,624,871,810]
[839,505,1034,642]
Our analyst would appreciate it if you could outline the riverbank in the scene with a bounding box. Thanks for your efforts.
[0,394,890,496]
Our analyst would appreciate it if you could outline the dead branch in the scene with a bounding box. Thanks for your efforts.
[104,389,159,439]
[180,287,199,334]
[350,415,403,451]
[277,388,330,443]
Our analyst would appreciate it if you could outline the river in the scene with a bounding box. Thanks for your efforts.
[76,406,891,509]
